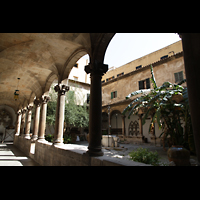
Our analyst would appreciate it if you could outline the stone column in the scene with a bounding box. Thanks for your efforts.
[20,108,27,136]
[181,33,200,165]
[121,115,126,138]
[24,105,33,139]
[85,61,108,156]
[31,99,41,141]
[53,84,69,146]
[138,114,143,136]
[37,96,50,142]
[15,110,22,135]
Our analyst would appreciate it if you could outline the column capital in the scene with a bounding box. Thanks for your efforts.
[27,105,33,111]
[54,84,69,95]
[17,110,22,115]
[40,95,51,104]
[85,60,108,76]
[34,98,42,107]
[21,108,27,114]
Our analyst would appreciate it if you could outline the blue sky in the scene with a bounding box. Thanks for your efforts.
[83,33,181,68]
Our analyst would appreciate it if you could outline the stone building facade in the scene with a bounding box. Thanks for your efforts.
[102,41,185,145]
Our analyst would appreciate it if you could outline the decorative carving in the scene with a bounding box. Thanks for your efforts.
[54,84,69,95]
[128,120,139,136]
[34,98,42,107]
[21,108,27,114]
[85,60,108,76]
[27,105,33,111]
[0,109,12,127]
[40,95,51,104]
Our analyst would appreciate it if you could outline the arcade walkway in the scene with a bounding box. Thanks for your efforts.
[0,142,39,166]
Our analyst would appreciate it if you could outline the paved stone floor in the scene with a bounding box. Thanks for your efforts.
[76,141,198,166]
[0,142,39,166]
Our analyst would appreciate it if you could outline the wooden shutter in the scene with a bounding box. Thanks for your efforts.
[174,72,179,83]
[139,81,144,90]
[179,71,183,82]
[146,78,150,89]
[111,92,113,99]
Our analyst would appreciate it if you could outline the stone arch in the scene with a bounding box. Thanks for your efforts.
[61,48,90,82]
[44,72,59,94]
[90,33,116,64]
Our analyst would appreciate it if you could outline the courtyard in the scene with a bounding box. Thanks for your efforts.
[74,140,198,166]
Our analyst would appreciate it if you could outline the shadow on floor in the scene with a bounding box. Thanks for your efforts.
[0,142,40,166]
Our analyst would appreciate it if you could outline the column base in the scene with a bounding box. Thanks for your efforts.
[86,146,104,157]
[24,134,31,139]
[53,138,64,146]
[37,138,47,142]
[31,135,38,141]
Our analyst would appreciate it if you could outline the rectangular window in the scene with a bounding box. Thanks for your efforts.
[174,71,183,83]
[73,76,78,81]
[136,65,142,70]
[117,72,124,77]
[111,91,117,99]
[139,78,150,90]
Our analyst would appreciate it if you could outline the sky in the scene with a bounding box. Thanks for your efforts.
[83,33,181,69]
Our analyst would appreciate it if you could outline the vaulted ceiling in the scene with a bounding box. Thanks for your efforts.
[0,33,115,112]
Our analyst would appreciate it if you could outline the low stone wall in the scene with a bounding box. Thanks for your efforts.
[14,135,32,157]
[13,135,150,166]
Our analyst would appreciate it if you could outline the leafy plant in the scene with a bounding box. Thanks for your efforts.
[129,148,160,166]
[63,134,72,144]
[122,65,195,153]
[45,134,54,142]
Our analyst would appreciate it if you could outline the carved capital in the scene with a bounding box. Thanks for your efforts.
[21,108,27,114]
[85,60,108,76]
[17,110,22,115]
[54,84,69,95]
[27,105,33,111]
[34,98,42,107]
[40,95,51,104]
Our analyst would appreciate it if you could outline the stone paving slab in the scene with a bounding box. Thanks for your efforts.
[0,142,39,166]
[76,141,198,166]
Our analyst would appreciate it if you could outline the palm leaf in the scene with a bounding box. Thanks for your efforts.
[150,64,157,89]
[125,89,151,99]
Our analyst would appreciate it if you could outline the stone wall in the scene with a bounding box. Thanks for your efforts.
[13,135,150,166]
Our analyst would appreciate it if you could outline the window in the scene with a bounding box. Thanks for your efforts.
[160,55,168,60]
[174,71,183,83]
[138,78,150,90]
[73,76,78,81]
[136,65,142,70]
[117,72,124,77]
[106,76,115,82]
[111,91,117,99]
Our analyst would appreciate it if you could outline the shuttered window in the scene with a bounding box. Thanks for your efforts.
[139,78,150,90]
[146,78,150,89]
[111,91,117,99]
[174,71,183,83]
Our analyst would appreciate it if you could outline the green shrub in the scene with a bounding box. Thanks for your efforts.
[45,134,54,142]
[129,148,160,166]
[63,134,72,144]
